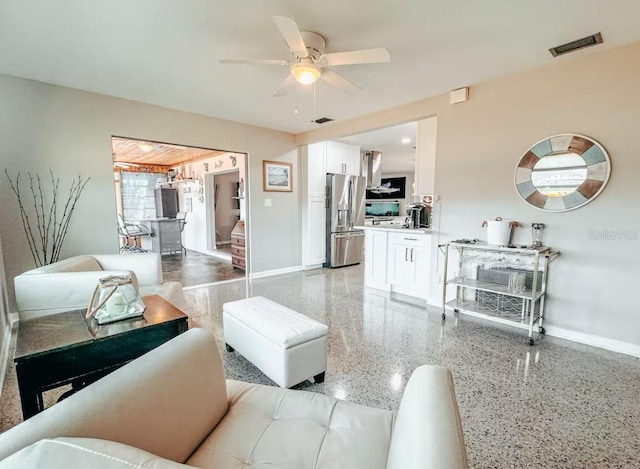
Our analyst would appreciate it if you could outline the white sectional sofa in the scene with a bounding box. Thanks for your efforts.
[0,328,468,468]
[13,253,185,320]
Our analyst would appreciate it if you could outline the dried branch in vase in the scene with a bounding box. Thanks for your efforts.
[4,169,90,266]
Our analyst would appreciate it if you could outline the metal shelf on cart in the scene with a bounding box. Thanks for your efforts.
[444,299,538,331]
[445,277,545,302]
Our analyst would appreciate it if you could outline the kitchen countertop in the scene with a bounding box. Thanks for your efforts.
[355,225,433,234]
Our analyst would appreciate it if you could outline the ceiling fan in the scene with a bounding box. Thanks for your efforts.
[219,16,391,97]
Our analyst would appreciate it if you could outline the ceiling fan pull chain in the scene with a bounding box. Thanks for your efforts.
[294,80,299,115]
[313,81,317,122]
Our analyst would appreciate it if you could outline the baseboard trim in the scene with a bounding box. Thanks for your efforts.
[544,325,640,358]
[182,277,247,290]
[426,300,640,358]
[250,265,303,279]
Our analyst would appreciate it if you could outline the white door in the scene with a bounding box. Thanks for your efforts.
[307,197,326,266]
[409,246,430,298]
[364,230,389,290]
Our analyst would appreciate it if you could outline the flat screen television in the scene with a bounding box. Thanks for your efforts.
[366,177,406,200]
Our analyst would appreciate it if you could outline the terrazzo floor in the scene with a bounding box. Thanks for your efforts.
[1,265,639,467]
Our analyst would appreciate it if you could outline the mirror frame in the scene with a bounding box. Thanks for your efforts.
[514,134,611,212]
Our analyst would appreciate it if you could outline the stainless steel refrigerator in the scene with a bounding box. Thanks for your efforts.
[324,174,366,268]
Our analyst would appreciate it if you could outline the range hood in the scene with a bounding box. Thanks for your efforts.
[363,151,382,189]
[363,150,398,194]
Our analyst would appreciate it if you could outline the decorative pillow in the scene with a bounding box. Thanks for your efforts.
[0,437,196,468]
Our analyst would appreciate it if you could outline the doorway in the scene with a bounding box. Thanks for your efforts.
[204,169,240,255]
[112,136,249,287]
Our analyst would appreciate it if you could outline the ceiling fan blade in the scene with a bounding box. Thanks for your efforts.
[273,16,308,59]
[219,58,289,66]
[320,48,390,66]
[273,75,296,97]
[320,69,362,95]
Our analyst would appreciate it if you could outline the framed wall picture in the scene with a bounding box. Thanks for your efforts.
[263,160,293,192]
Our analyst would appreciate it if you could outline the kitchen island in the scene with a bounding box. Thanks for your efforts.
[357,226,433,301]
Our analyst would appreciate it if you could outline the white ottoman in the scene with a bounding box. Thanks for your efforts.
[223,296,328,388]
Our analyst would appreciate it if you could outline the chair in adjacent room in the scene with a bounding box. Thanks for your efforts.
[176,211,188,256]
[117,214,151,253]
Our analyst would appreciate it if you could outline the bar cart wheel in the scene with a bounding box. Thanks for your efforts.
[528,338,535,346]
[538,326,546,334]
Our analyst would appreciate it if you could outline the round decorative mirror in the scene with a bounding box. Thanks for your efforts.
[514,134,611,212]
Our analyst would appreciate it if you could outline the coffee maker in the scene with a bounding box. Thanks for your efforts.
[405,203,429,229]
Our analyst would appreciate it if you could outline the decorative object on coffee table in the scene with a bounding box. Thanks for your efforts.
[86,275,146,325]
[4,170,89,267]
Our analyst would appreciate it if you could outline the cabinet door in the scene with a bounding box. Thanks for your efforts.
[390,244,412,288]
[364,231,389,290]
[342,144,361,175]
[409,246,430,297]
[306,197,326,266]
[414,117,437,195]
[307,142,327,197]
[325,141,346,174]
[326,141,360,175]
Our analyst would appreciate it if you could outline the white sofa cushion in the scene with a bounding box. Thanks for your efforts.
[0,437,192,469]
[186,380,394,469]
[28,255,104,273]
[0,329,227,463]
[223,296,328,348]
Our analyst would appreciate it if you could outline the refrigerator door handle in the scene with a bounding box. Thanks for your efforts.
[347,178,354,228]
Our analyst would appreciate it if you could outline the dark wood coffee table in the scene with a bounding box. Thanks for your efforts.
[14,295,188,419]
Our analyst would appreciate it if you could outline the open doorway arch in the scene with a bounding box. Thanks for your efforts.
[112,136,250,287]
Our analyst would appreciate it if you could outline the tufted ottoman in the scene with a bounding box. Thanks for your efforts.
[223,296,328,388]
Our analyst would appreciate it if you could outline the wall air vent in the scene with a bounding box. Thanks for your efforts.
[549,32,603,57]
[312,117,334,124]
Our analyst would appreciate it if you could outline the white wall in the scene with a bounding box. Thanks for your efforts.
[0,74,300,308]
[297,41,640,352]
[175,153,246,255]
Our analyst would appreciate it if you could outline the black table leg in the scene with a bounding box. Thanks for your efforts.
[16,369,43,420]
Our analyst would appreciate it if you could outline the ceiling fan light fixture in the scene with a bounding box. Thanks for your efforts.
[290,61,320,85]
[138,142,154,153]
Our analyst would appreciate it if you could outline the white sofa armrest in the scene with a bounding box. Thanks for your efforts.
[386,366,468,469]
[0,329,228,463]
[15,270,138,320]
[92,253,163,286]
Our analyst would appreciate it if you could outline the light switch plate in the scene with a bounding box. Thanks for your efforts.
[264,198,272,207]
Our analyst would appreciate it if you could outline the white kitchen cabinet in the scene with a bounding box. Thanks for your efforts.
[414,117,437,195]
[305,196,326,267]
[307,142,327,198]
[325,141,360,175]
[364,230,389,291]
[362,228,431,301]
[302,141,360,269]
[387,232,431,300]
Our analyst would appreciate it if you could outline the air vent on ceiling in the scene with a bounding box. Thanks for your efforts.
[549,32,603,57]
[312,117,334,124]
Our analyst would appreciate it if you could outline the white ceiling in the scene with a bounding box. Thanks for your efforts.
[339,122,417,173]
[2,1,640,134]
